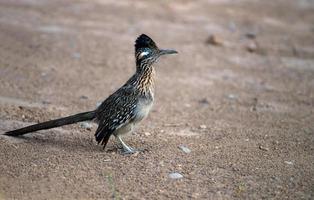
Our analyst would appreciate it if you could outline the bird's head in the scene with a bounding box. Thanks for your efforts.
[135,34,177,68]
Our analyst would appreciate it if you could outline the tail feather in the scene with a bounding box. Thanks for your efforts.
[5,111,96,136]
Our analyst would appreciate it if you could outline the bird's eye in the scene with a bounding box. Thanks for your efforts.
[138,51,150,59]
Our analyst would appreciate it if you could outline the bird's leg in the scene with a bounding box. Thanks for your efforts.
[115,135,136,154]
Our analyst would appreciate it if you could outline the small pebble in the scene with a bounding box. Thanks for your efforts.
[144,132,151,136]
[199,98,209,105]
[72,52,81,59]
[184,103,191,108]
[206,35,223,46]
[80,95,88,100]
[199,125,207,129]
[226,94,237,100]
[178,145,191,154]
[271,176,280,181]
[80,122,93,130]
[245,32,257,39]
[42,100,51,105]
[246,40,258,53]
[284,161,294,165]
[259,145,269,151]
[228,21,237,32]
[168,172,183,179]
[132,152,139,157]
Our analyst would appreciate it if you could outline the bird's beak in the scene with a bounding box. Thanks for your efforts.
[159,49,178,56]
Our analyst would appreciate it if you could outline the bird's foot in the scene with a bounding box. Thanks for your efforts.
[119,147,145,155]
[121,149,136,155]
[115,135,145,155]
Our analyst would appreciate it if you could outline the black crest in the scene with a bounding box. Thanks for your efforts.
[135,34,158,52]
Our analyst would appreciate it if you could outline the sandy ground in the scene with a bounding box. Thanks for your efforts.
[0,0,313,199]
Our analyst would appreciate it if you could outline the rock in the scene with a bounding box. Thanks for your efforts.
[284,161,294,165]
[184,103,191,108]
[199,125,207,129]
[80,95,88,100]
[271,176,280,181]
[198,98,209,105]
[72,52,81,59]
[132,151,140,157]
[251,97,258,111]
[178,145,191,154]
[206,35,223,46]
[144,132,151,136]
[292,45,299,56]
[232,166,240,172]
[246,40,258,53]
[168,172,183,179]
[80,122,93,131]
[259,145,269,151]
[42,100,51,105]
[228,21,237,32]
[226,94,237,100]
[245,32,257,39]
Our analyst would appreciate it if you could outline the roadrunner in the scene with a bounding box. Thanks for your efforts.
[5,34,177,154]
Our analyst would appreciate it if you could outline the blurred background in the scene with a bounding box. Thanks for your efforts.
[0,0,313,199]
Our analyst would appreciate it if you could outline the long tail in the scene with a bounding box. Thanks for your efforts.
[4,110,96,136]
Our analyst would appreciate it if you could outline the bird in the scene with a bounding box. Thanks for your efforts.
[4,34,178,154]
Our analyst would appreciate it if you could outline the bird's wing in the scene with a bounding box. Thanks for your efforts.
[94,86,138,148]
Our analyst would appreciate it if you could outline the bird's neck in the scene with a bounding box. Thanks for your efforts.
[134,63,155,96]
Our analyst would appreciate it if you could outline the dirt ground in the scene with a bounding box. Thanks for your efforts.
[0,0,313,199]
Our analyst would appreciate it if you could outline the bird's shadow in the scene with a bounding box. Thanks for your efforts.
[2,128,150,155]
[2,133,117,153]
